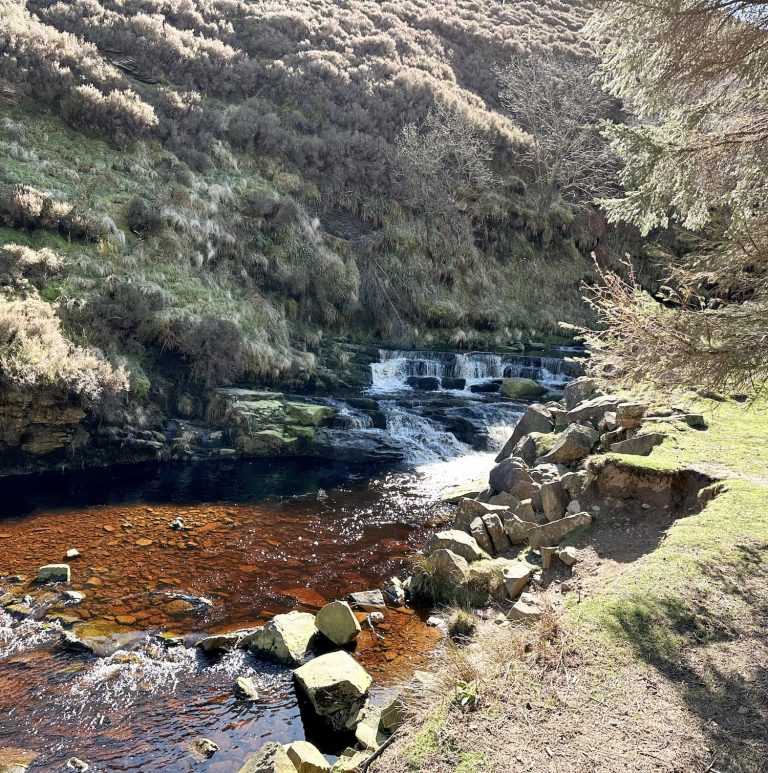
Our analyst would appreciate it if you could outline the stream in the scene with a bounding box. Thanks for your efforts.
[0,349,573,771]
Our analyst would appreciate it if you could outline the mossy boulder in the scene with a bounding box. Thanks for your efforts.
[501,378,546,400]
[284,402,336,426]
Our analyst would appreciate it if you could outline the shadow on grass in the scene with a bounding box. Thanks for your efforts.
[604,541,768,772]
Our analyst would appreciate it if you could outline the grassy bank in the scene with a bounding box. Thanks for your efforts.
[374,398,768,772]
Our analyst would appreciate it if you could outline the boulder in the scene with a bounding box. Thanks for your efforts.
[238,742,298,773]
[382,578,406,606]
[527,512,592,549]
[234,676,259,700]
[558,547,578,567]
[469,382,501,394]
[36,564,70,584]
[561,471,587,498]
[501,514,530,544]
[508,592,544,622]
[406,376,440,391]
[284,402,336,427]
[440,378,466,390]
[469,517,494,555]
[599,411,618,432]
[539,424,599,465]
[424,530,488,562]
[353,704,387,750]
[454,498,509,532]
[502,563,532,599]
[564,377,597,411]
[427,549,471,585]
[488,459,537,499]
[495,404,554,462]
[514,498,538,524]
[501,378,546,400]
[616,402,647,430]
[530,462,562,483]
[440,481,486,503]
[293,651,372,730]
[551,407,569,432]
[331,749,369,772]
[610,432,665,456]
[487,491,520,508]
[380,695,406,734]
[244,611,317,665]
[315,601,361,646]
[567,499,581,515]
[347,590,386,611]
[540,546,556,569]
[511,432,553,466]
[284,741,330,773]
[565,395,622,427]
[197,629,256,653]
[539,480,566,522]
[482,513,511,554]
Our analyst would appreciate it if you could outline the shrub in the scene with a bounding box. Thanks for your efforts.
[0,244,62,289]
[176,316,245,388]
[0,295,129,405]
[127,197,164,236]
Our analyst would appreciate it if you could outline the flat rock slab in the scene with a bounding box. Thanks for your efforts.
[61,621,146,657]
[424,530,488,562]
[347,590,386,611]
[285,740,331,772]
[527,512,592,549]
[36,564,70,583]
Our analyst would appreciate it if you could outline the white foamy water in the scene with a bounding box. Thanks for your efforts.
[0,611,55,659]
[368,349,568,393]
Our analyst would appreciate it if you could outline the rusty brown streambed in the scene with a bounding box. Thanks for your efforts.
[0,458,451,771]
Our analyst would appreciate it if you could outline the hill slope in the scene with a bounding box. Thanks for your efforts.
[0,0,607,463]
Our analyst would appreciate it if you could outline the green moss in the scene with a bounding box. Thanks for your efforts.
[405,700,451,770]
[455,751,490,772]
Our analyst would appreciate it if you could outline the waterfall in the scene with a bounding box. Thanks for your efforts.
[379,401,473,465]
[369,349,569,392]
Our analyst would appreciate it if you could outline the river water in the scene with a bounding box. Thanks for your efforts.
[0,349,572,771]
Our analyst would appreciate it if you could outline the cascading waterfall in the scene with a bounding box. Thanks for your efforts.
[370,349,569,392]
[378,401,473,465]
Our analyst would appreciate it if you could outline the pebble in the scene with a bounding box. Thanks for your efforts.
[65,549,80,559]
[66,758,89,772]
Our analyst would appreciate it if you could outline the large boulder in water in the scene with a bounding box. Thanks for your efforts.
[237,742,297,773]
[315,601,361,646]
[61,621,145,657]
[539,424,599,465]
[495,404,554,462]
[293,650,372,731]
[243,611,317,665]
[501,378,546,400]
[406,376,440,391]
